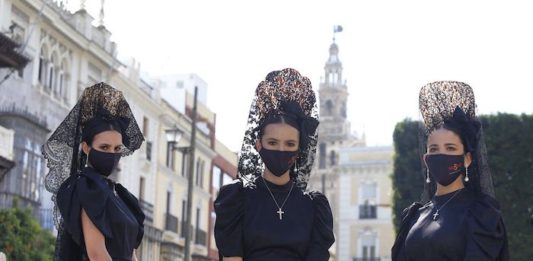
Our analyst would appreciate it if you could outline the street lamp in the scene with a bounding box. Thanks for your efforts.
[164,86,198,261]
[165,128,184,145]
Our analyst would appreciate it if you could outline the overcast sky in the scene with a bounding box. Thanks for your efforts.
[75,0,533,152]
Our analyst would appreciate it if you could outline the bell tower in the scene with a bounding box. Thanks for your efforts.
[317,39,352,169]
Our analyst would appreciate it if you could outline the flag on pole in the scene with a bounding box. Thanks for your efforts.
[334,25,343,33]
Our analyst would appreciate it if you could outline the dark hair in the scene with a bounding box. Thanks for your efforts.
[256,100,318,153]
[82,121,123,146]
[81,108,130,147]
[258,114,300,141]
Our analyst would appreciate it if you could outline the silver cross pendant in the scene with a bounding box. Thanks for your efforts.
[277,208,284,220]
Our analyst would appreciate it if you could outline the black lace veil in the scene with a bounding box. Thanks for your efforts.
[237,68,319,192]
[418,81,495,202]
[42,82,144,259]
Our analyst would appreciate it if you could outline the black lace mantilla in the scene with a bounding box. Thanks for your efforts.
[42,82,144,260]
[237,68,319,192]
[418,81,495,201]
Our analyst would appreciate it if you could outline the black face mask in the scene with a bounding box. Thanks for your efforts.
[425,154,466,186]
[259,147,298,177]
[87,148,122,177]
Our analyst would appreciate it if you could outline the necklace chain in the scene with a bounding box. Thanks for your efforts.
[432,189,463,220]
[261,177,294,220]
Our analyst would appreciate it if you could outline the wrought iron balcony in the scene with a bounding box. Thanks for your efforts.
[359,204,377,219]
[165,213,178,234]
[180,220,194,239]
[195,229,207,246]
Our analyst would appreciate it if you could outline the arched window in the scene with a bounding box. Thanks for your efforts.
[329,150,337,166]
[319,143,327,169]
[47,54,57,93]
[58,60,69,101]
[325,100,333,116]
[38,46,48,85]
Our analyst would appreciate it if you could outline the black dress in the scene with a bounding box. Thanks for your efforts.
[56,167,144,261]
[391,189,509,261]
[214,179,335,261]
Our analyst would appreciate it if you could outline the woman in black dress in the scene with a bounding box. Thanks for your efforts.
[391,81,509,260]
[214,68,335,261]
[43,83,145,261]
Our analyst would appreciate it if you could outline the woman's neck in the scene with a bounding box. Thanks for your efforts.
[262,169,290,185]
[435,175,465,196]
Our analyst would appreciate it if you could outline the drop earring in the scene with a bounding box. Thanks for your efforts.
[426,168,431,183]
[294,160,298,173]
[464,166,469,182]
[84,150,89,168]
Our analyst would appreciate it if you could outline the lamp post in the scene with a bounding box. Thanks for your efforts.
[165,86,198,261]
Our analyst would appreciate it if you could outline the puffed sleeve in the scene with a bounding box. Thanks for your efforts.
[214,181,244,259]
[306,192,335,261]
[115,183,145,248]
[391,202,422,261]
[56,172,114,246]
[464,195,509,261]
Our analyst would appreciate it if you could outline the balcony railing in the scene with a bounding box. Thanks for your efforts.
[140,199,154,224]
[180,220,194,239]
[359,204,377,219]
[195,229,207,246]
[353,258,380,261]
[165,213,178,234]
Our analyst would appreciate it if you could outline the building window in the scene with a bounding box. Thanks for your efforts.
[181,152,188,176]
[195,207,200,233]
[325,100,333,116]
[166,191,171,213]
[142,117,149,137]
[180,200,187,238]
[139,177,145,201]
[359,183,378,219]
[195,159,201,186]
[38,53,46,84]
[319,143,326,169]
[46,62,54,92]
[329,151,336,166]
[146,141,152,161]
[358,231,377,261]
[166,142,175,170]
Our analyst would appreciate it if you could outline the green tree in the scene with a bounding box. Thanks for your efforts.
[391,119,425,231]
[0,205,55,261]
[391,113,533,260]
[481,113,533,260]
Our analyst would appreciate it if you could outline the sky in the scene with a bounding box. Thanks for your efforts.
[73,0,533,152]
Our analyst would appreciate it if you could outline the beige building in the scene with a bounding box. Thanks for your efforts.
[207,139,238,260]
[110,62,165,261]
[155,90,217,261]
[338,146,394,261]
[307,40,365,260]
[308,40,395,261]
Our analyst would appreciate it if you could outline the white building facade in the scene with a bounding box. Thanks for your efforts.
[0,0,119,230]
